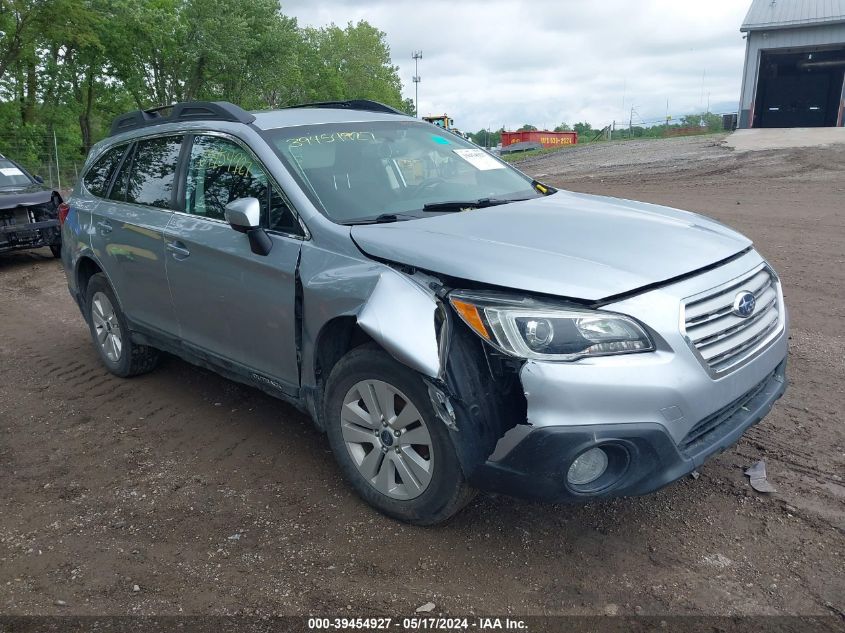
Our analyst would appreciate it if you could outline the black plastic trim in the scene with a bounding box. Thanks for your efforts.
[109,101,257,138]
[173,134,193,213]
[126,318,302,404]
[282,100,406,116]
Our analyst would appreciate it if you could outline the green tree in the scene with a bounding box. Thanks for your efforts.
[0,0,49,84]
[573,122,593,136]
[680,114,703,127]
[302,21,403,108]
[553,122,571,132]
[0,0,408,183]
[399,98,415,116]
[469,128,502,147]
[517,123,537,131]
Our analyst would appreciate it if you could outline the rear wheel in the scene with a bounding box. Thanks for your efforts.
[84,273,159,377]
[324,345,475,525]
[49,243,61,258]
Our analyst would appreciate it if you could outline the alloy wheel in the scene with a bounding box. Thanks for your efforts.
[91,292,123,363]
[341,379,434,500]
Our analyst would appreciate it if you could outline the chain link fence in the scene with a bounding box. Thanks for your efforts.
[0,132,82,195]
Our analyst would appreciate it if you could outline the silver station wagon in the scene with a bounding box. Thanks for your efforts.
[61,100,788,524]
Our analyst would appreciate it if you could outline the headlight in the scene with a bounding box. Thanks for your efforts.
[449,291,653,361]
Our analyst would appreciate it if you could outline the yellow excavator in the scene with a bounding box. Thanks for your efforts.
[422,114,468,139]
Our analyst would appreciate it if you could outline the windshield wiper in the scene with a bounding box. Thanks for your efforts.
[343,213,417,225]
[422,197,533,212]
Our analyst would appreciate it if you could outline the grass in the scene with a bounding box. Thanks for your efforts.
[502,130,729,163]
[500,146,574,163]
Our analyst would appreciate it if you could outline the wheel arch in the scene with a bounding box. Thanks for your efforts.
[74,254,122,320]
[307,315,375,430]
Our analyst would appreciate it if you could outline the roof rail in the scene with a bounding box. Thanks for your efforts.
[109,101,256,137]
[284,100,406,116]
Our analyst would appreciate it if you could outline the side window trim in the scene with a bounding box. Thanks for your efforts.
[105,142,135,201]
[173,133,194,213]
[188,130,308,239]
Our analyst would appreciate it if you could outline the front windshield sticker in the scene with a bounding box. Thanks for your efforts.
[0,167,24,177]
[288,131,376,148]
[452,149,505,171]
[431,135,450,145]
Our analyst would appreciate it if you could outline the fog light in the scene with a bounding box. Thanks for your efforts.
[567,447,609,486]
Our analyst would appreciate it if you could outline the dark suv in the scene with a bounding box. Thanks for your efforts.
[0,154,63,258]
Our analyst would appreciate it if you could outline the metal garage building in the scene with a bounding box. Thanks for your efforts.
[739,0,845,128]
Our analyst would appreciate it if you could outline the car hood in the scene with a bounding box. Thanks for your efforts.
[0,184,54,210]
[350,191,751,302]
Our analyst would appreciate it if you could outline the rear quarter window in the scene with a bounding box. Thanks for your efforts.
[82,145,127,197]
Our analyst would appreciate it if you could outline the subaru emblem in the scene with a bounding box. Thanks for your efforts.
[732,291,756,318]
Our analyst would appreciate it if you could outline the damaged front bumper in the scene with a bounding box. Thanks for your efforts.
[0,217,61,254]
[468,359,786,501]
[437,251,789,502]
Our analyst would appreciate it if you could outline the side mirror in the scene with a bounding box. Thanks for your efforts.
[223,197,273,256]
[33,175,44,184]
[224,197,260,233]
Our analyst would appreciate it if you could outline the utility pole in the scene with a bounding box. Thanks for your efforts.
[412,51,423,118]
[53,129,61,190]
[629,105,634,139]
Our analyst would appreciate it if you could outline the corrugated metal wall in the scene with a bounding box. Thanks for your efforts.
[743,0,845,31]
[739,23,845,127]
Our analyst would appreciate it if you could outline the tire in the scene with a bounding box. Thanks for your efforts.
[49,243,61,258]
[323,344,476,525]
[84,273,160,378]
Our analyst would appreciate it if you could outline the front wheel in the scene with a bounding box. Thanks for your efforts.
[323,345,475,525]
[49,243,61,258]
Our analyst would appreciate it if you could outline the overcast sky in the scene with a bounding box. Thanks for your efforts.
[282,0,751,133]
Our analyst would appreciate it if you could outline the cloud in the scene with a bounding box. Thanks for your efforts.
[282,0,750,132]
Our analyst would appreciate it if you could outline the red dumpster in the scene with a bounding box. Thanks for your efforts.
[501,130,578,148]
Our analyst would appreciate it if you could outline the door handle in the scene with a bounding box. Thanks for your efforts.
[96,221,113,234]
[166,240,191,259]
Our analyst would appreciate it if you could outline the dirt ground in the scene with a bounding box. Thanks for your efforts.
[1,135,843,619]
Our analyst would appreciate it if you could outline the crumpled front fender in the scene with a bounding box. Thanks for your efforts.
[356,269,441,379]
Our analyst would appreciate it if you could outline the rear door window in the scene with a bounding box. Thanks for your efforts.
[125,135,184,209]
[82,145,127,197]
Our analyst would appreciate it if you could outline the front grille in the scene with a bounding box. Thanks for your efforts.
[678,363,782,457]
[682,265,783,375]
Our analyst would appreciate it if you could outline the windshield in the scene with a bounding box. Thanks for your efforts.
[265,121,540,224]
[0,159,33,188]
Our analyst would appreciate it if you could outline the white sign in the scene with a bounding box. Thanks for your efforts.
[453,149,505,171]
[0,167,24,177]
